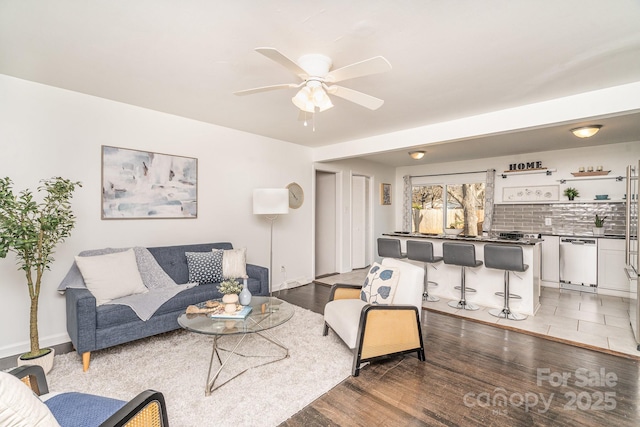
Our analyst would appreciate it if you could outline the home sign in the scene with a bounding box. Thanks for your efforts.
[506,161,545,172]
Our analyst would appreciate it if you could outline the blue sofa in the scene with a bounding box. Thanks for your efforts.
[65,242,268,371]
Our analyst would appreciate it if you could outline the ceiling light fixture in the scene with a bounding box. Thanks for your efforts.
[291,80,333,113]
[570,125,602,138]
[409,151,426,160]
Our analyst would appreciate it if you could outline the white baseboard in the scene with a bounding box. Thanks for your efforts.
[0,332,71,359]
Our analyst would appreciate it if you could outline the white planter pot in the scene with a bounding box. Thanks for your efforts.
[593,227,605,236]
[17,348,55,374]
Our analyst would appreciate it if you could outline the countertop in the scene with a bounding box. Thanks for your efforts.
[382,232,542,245]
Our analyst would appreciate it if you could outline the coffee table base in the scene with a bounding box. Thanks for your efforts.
[205,328,289,396]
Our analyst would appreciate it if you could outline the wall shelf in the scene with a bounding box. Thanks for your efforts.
[558,176,624,184]
[501,168,556,178]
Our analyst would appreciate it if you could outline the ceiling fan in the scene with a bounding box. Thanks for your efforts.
[234,47,392,114]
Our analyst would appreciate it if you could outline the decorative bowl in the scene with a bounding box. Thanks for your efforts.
[595,194,609,200]
[444,228,463,236]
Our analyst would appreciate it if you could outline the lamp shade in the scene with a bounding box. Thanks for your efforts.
[253,188,289,215]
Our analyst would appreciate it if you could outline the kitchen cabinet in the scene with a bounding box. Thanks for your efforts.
[598,238,628,294]
[541,235,559,284]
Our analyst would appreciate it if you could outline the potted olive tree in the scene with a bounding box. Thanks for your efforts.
[0,176,81,372]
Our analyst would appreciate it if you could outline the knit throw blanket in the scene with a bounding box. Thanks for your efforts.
[58,247,197,321]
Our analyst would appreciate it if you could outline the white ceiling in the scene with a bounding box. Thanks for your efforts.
[1,0,640,166]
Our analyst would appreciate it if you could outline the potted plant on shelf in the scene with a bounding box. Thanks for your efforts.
[0,177,82,373]
[564,187,579,201]
[593,214,607,236]
[217,278,243,313]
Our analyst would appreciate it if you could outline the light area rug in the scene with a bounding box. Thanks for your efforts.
[46,305,353,426]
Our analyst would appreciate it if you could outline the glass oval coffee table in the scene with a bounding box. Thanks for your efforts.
[178,296,294,396]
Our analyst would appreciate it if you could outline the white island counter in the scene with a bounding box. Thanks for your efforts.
[383,233,542,316]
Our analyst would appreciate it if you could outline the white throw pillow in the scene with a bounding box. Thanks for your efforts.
[75,248,148,305]
[221,248,247,279]
[0,371,61,427]
[360,262,400,304]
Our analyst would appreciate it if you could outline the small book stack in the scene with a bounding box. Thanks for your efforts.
[208,305,253,319]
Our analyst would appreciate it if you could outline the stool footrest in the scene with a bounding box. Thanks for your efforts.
[454,286,476,293]
[494,292,522,299]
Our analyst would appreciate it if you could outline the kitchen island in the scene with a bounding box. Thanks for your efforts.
[383,232,542,316]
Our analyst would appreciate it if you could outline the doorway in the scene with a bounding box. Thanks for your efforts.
[352,174,372,270]
[315,170,338,278]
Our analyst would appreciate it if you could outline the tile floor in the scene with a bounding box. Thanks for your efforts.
[316,269,640,359]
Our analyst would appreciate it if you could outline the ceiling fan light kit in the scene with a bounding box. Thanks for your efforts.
[235,47,391,119]
[570,125,602,138]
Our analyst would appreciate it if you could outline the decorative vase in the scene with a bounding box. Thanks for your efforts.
[222,293,239,313]
[17,348,55,374]
[239,278,252,305]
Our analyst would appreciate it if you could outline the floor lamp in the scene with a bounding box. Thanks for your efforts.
[253,188,289,300]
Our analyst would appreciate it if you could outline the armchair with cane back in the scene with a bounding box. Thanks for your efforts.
[323,257,426,376]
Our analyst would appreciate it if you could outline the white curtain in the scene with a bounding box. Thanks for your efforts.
[402,175,412,231]
[483,169,496,235]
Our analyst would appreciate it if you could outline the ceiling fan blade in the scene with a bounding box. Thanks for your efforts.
[255,47,308,79]
[234,83,300,96]
[325,56,392,83]
[326,85,385,110]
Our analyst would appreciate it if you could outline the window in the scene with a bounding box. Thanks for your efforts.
[412,182,485,235]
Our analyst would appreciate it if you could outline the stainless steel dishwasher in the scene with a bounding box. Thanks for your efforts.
[559,237,598,292]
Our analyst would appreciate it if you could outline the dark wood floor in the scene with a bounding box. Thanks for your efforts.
[277,283,640,427]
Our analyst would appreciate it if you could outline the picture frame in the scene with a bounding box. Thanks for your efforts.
[380,183,391,205]
[101,145,198,219]
[502,185,559,202]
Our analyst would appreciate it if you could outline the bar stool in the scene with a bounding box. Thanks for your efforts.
[377,238,407,259]
[443,242,483,310]
[484,244,528,320]
[406,240,443,302]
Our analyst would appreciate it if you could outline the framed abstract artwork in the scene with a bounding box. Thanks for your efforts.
[380,183,391,205]
[101,146,198,219]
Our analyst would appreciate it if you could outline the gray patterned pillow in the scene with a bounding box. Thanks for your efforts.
[185,249,224,284]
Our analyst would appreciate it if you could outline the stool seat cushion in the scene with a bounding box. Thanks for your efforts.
[443,242,483,268]
[406,240,443,264]
[484,244,528,272]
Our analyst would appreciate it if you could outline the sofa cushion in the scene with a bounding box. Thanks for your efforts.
[222,248,247,279]
[360,262,400,305]
[75,249,148,306]
[148,242,233,284]
[186,250,224,284]
[0,371,61,427]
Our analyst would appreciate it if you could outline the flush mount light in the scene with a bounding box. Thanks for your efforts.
[570,125,602,138]
[409,151,426,160]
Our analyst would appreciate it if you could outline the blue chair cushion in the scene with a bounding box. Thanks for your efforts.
[45,392,126,427]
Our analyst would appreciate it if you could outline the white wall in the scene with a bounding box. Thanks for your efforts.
[0,75,314,358]
[315,158,396,270]
[395,141,640,229]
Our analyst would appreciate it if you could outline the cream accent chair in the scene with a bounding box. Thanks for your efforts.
[323,258,426,376]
